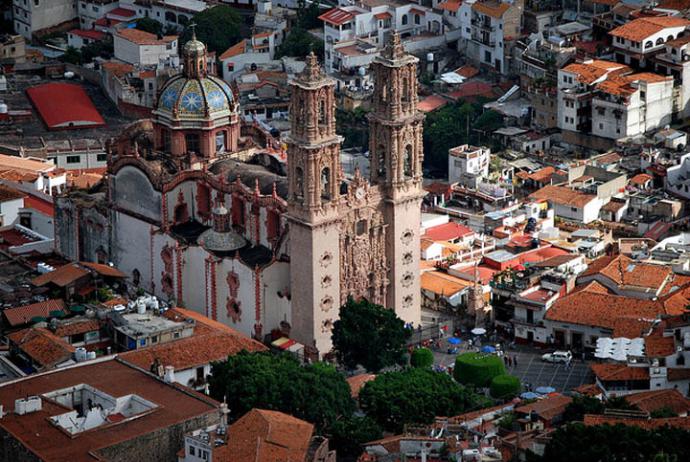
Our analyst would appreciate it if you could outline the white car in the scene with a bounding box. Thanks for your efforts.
[541,351,572,363]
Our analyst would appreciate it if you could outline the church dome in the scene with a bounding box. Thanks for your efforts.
[183,37,206,57]
[157,74,236,119]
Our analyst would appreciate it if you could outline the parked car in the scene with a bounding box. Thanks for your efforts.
[541,351,572,363]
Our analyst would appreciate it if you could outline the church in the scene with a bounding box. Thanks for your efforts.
[56,32,425,356]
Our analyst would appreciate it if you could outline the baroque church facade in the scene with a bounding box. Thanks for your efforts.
[56,32,425,356]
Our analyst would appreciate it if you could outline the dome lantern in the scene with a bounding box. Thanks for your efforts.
[183,23,207,79]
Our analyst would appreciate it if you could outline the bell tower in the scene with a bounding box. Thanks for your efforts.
[286,53,343,356]
[368,32,424,326]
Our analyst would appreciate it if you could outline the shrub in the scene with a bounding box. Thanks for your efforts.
[410,348,434,368]
[454,352,505,388]
[490,374,521,399]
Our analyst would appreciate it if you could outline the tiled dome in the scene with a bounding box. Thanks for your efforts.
[157,75,236,119]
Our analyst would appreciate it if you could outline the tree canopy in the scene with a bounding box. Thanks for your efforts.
[328,415,383,460]
[423,100,503,176]
[410,348,434,369]
[535,423,690,462]
[208,351,354,430]
[359,368,490,432]
[275,0,324,58]
[489,374,521,399]
[454,352,505,388]
[563,395,605,422]
[135,17,164,35]
[331,298,411,372]
[181,5,242,54]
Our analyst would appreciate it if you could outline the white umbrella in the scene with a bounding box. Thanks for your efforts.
[471,328,487,336]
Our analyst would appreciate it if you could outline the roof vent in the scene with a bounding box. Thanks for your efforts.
[15,396,42,416]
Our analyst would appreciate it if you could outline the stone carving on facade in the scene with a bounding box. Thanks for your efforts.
[225,270,241,323]
[160,244,174,297]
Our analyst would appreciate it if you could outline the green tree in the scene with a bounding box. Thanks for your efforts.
[651,407,679,418]
[606,396,639,411]
[135,17,164,35]
[563,395,605,422]
[328,415,383,460]
[61,46,81,65]
[537,423,690,462]
[359,368,489,432]
[489,374,521,399]
[454,352,505,388]
[276,27,323,59]
[331,298,411,372]
[497,412,517,431]
[181,5,242,54]
[336,107,369,148]
[410,348,434,369]
[208,351,354,430]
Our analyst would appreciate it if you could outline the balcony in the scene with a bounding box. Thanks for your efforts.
[471,18,495,31]
[471,33,496,47]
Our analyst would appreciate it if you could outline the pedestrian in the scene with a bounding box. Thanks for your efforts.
[582,352,586,363]
[507,356,512,367]
[513,355,518,367]
[504,355,508,366]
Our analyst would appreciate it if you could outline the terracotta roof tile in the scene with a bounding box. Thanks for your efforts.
[515,394,573,421]
[7,328,75,368]
[421,271,472,296]
[120,308,266,372]
[80,261,126,278]
[2,299,67,327]
[472,1,511,18]
[579,254,672,291]
[423,222,474,241]
[227,409,314,462]
[116,28,177,46]
[53,319,101,338]
[219,39,246,60]
[0,184,25,202]
[610,17,690,41]
[591,363,650,381]
[562,60,629,85]
[318,8,356,26]
[644,335,676,357]
[529,185,596,208]
[630,173,653,185]
[437,1,462,12]
[668,368,690,381]
[31,263,90,287]
[347,374,376,398]
[624,389,690,415]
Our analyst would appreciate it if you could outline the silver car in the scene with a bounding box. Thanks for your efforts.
[541,351,572,363]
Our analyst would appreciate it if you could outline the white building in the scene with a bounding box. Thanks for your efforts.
[591,73,674,140]
[120,0,207,31]
[219,32,276,82]
[0,184,24,227]
[77,0,119,30]
[557,59,630,134]
[12,0,77,39]
[653,35,690,119]
[67,29,106,50]
[467,0,522,75]
[666,152,690,199]
[114,28,178,66]
[610,16,690,70]
[530,185,602,224]
[448,144,490,186]
[0,154,67,196]
[319,1,447,88]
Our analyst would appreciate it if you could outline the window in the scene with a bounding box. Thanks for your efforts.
[97,153,107,162]
[66,155,80,164]
[377,146,386,180]
[162,129,171,152]
[174,332,180,339]
[185,133,200,154]
[402,15,408,26]
[404,145,413,178]
[599,123,603,130]
[321,167,331,200]
[92,5,99,12]
[152,335,158,343]
[189,446,195,456]
[294,167,304,199]
[139,339,146,346]
[571,207,578,212]
[640,90,646,99]
[215,131,226,153]
[414,14,420,25]
[356,220,367,235]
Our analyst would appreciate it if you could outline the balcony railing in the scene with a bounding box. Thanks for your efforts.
[471,18,495,31]
[471,34,496,47]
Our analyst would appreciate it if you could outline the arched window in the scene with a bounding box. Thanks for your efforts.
[377,146,387,180]
[380,84,387,104]
[321,167,331,200]
[402,15,408,26]
[318,99,326,125]
[165,11,176,23]
[295,167,304,198]
[402,76,410,103]
[132,269,141,286]
[656,37,664,45]
[668,35,675,41]
[404,145,413,178]
[645,40,653,49]
[414,14,420,25]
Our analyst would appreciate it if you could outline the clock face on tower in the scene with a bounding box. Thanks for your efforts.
[355,187,365,200]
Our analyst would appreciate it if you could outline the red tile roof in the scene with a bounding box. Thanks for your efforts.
[418,94,448,113]
[423,222,474,241]
[2,299,67,327]
[515,394,573,421]
[227,409,314,462]
[580,254,671,291]
[610,16,690,41]
[53,319,101,338]
[630,173,653,185]
[437,1,462,12]
[120,308,266,372]
[448,81,494,100]
[220,39,246,60]
[318,8,355,26]
[644,335,676,357]
[80,261,127,278]
[26,83,105,130]
[69,29,106,41]
[624,389,690,415]
[529,185,596,208]
[109,7,136,18]
[591,363,650,381]
[116,28,177,46]
[7,328,75,368]
[472,1,511,18]
[32,263,90,287]
[0,359,219,462]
